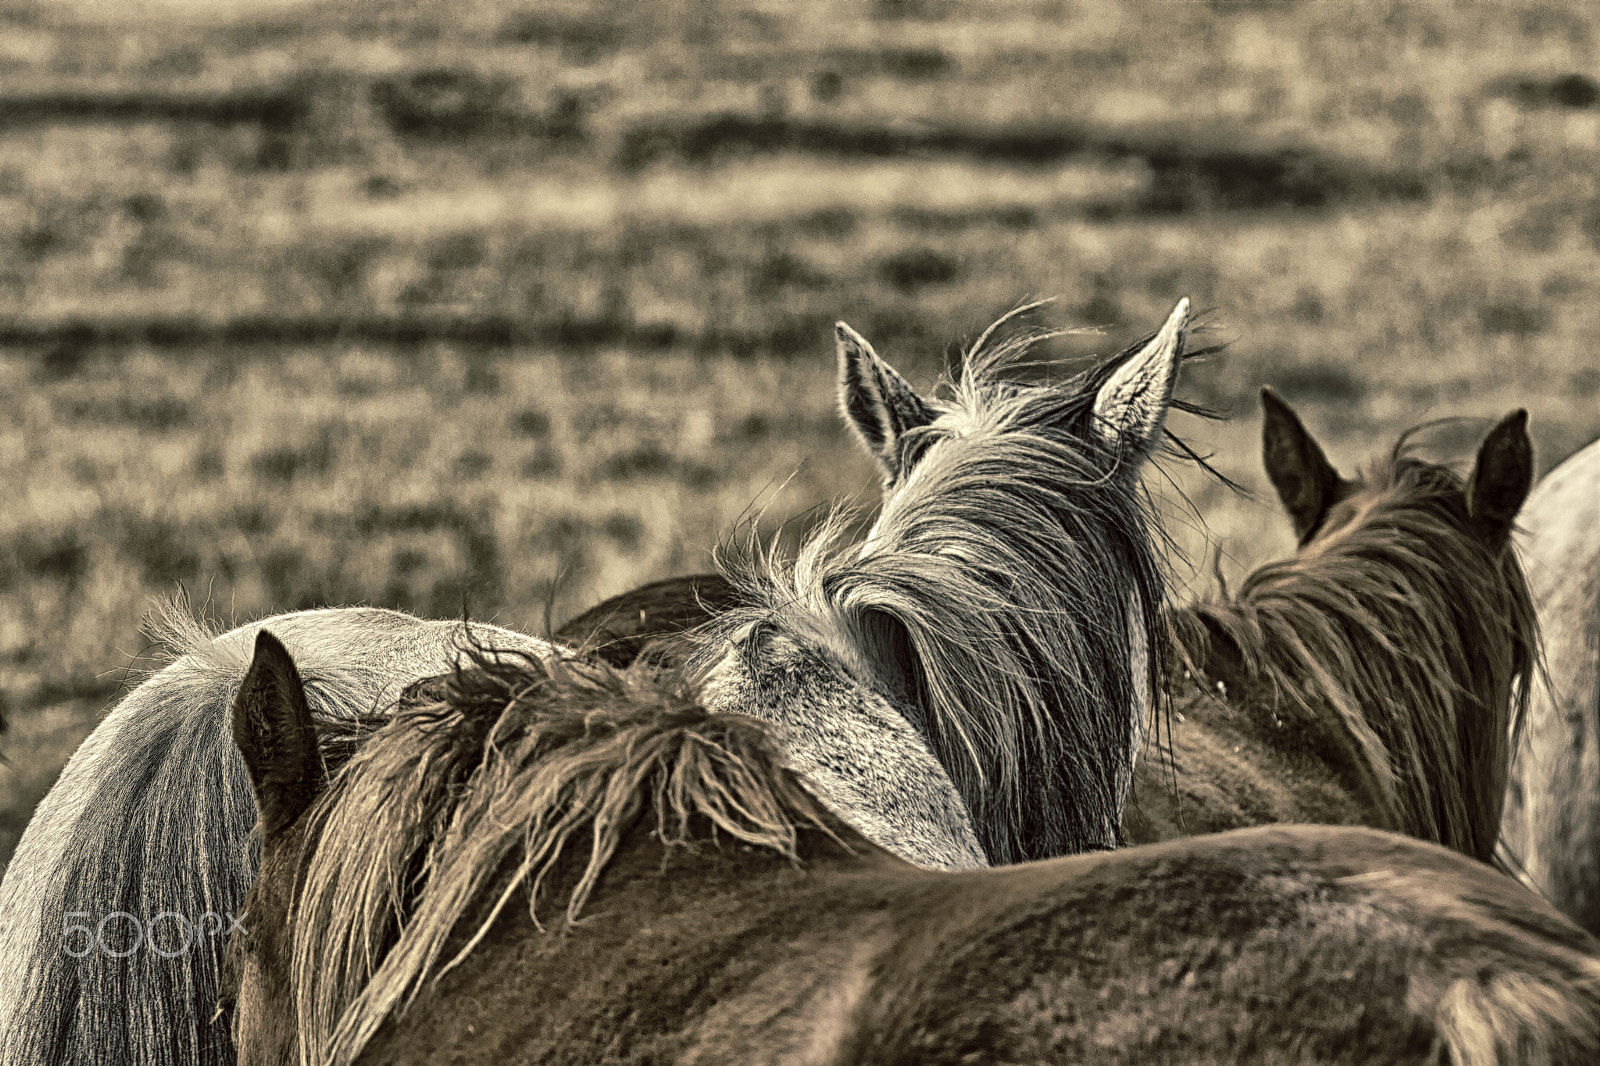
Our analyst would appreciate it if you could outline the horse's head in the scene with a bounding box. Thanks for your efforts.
[718,300,1194,863]
[1252,388,1537,859]
[222,631,325,1066]
[836,298,1190,498]
[1261,386,1533,555]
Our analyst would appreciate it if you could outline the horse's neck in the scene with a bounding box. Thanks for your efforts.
[1127,605,1377,845]
[1124,675,1368,845]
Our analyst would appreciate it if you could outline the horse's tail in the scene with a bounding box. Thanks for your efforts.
[0,603,555,1066]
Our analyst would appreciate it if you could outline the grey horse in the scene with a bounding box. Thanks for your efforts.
[1501,432,1600,936]
[690,299,1191,864]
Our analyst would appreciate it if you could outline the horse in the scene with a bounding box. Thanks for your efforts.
[1500,432,1600,935]
[0,606,557,1066]
[555,572,742,668]
[225,630,1600,1066]
[1123,389,1538,863]
[685,299,1194,864]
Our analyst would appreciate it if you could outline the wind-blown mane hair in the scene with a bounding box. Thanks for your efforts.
[694,321,1180,864]
[285,650,836,1066]
[1173,431,1538,860]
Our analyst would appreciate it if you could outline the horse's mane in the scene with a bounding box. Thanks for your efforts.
[696,321,1183,863]
[1173,436,1539,860]
[291,649,839,1066]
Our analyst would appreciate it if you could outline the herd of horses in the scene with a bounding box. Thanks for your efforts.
[1,297,1599,1063]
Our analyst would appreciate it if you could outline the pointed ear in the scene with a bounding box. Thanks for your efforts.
[1466,409,1533,552]
[233,630,323,838]
[836,321,936,485]
[1260,387,1345,543]
[1092,298,1188,460]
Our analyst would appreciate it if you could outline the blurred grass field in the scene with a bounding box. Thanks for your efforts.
[3,0,1600,869]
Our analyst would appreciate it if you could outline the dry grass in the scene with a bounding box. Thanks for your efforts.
[2,0,1599,867]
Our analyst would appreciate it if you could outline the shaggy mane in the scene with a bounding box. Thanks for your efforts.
[1172,440,1538,860]
[289,650,837,1066]
[695,320,1192,863]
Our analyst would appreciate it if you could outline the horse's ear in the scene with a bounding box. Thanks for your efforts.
[836,321,936,485]
[233,630,324,838]
[1261,386,1344,542]
[1092,298,1188,460]
[1466,408,1533,551]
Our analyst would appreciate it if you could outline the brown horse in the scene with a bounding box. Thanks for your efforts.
[554,390,1539,864]
[555,572,742,667]
[1123,389,1538,861]
[225,632,1600,1065]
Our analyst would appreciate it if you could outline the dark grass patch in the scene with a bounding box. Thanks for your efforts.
[876,247,961,291]
[889,204,1039,231]
[1,312,935,361]
[192,448,225,481]
[598,441,676,479]
[600,512,644,547]
[463,355,501,394]
[232,504,277,535]
[815,46,956,81]
[1479,300,1549,337]
[1570,366,1600,398]
[512,409,552,438]
[53,394,192,432]
[455,449,493,479]
[258,546,368,614]
[790,207,859,238]
[614,114,1430,212]
[0,531,90,592]
[750,249,830,294]
[346,502,503,593]
[1265,364,1368,406]
[114,513,204,587]
[872,0,957,19]
[370,68,584,142]
[1490,72,1600,110]
[497,9,627,62]
[682,461,722,490]
[0,90,304,131]
[259,503,508,616]
[250,430,335,483]
[33,341,89,382]
[734,412,772,440]
[520,449,562,478]
[1290,290,1326,324]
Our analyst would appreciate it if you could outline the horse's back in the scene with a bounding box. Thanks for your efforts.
[355,823,1600,1065]
[859,826,1600,1065]
[0,606,555,1066]
[1503,436,1600,935]
[554,573,734,667]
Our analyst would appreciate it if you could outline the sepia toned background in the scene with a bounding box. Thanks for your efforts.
[2,0,1598,870]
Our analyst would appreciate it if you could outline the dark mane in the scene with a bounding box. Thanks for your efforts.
[289,649,839,1066]
[1170,440,1538,860]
